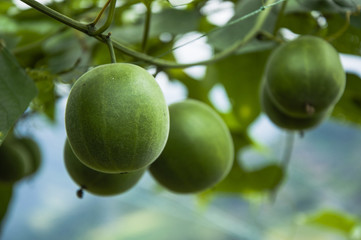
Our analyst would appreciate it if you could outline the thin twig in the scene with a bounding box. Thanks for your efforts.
[91,0,112,26]
[90,0,117,36]
[326,11,351,42]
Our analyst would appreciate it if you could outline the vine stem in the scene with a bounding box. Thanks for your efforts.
[91,0,112,26]
[141,1,152,53]
[90,0,117,36]
[326,11,351,42]
[20,0,282,69]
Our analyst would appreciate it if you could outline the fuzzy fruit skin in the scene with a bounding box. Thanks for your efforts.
[64,140,145,196]
[261,84,331,130]
[149,99,234,194]
[265,35,345,118]
[65,63,169,173]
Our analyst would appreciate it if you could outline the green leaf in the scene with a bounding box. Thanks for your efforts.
[27,69,57,121]
[332,74,361,125]
[0,42,37,145]
[150,8,201,36]
[111,8,201,45]
[167,68,213,104]
[0,2,14,14]
[199,133,283,201]
[350,14,361,29]
[204,50,271,131]
[303,209,360,236]
[294,0,361,13]
[278,12,361,55]
[0,182,13,233]
[43,31,86,74]
[333,0,361,10]
[207,0,277,51]
[206,161,284,195]
[279,12,321,35]
[324,13,361,55]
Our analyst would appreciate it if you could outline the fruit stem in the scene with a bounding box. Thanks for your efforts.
[305,103,315,115]
[76,187,84,199]
[105,33,117,63]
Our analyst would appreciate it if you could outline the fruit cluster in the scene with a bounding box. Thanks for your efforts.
[0,134,41,184]
[64,63,234,197]
[260,36,346,131]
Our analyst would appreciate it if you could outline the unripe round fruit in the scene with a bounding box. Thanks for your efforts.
[261,84,331,130]
[0,140,32,183]
[65,63,169,173]
[17,137,41,176]
[149,99,234,194]
[64,140,145,196]
[265,35,345,118]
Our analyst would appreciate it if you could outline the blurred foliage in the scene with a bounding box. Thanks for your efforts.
[0,0,361,238]
[302,209,361,238]
[333,74,361,124]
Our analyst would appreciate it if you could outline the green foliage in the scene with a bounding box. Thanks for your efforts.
[296,0,361,13]
[27,69,57,121]
[205,50,271,130]
[302,209,361,237]
[333,74,361,125]
[204,161,284,195]
[207,0,277,51]
[199,133,284,199]
[0,43,37,145]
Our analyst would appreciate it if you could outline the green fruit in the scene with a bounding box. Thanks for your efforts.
[65,63,169,173]
[0,181,13,231]
[265,35,345,118]
[64,139,146,196]
[149,99,234,194]
[0,140,32,183]
[261,84,331,130]
[17,137,42,176]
